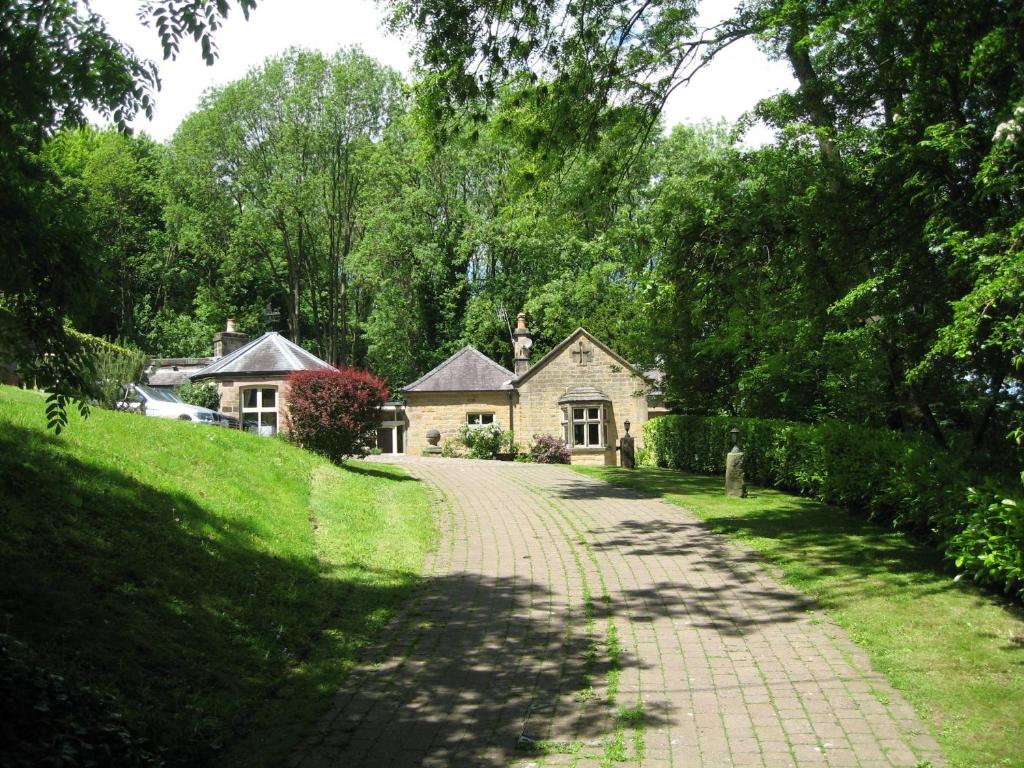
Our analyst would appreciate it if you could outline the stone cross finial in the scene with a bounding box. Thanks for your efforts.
[571,340,593,366]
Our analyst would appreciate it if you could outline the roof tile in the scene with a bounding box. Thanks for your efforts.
[191,332,332,379]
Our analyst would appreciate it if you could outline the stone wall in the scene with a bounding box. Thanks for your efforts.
[568,448,617,466]
[514,331,649,466]
[404,391,514,454]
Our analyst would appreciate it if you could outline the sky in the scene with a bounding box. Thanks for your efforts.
[89,0,796,145]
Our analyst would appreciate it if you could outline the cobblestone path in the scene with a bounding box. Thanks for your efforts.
[290,458,942,768]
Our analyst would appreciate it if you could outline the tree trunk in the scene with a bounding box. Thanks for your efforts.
[278,212,301,344]
[784,20,841,192]
[881,335,947,448]
[909,386,947,449]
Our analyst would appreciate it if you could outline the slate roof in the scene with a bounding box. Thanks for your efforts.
[644,367,666,400]
[146,358,213,387]
[190,332,332,379]
[403,346,514,393]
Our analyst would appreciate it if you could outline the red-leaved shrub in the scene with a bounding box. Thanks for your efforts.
[286,367,389,461]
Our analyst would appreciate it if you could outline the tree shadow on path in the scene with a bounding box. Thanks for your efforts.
[292,565,667,767]
[548,474,817,638]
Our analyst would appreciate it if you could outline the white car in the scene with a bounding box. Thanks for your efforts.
[119,384,231,426]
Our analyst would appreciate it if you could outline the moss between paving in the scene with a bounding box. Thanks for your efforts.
[574,466,1024,768]
[0,385,436,766]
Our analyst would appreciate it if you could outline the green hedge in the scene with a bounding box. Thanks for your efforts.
[645,415,1024,600]
[65,328,147,409]
[175,380,220,411]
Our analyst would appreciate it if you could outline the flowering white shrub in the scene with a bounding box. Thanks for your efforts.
[992,104,1024,143]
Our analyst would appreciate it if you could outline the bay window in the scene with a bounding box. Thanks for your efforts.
[561,403,607,449]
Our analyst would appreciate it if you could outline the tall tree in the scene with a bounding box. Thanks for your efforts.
[166,47,404,363]
[0,0,256,429]
[391,0,1023,442]
[353,113,476,387]
[0,1,157,428]
[45,128,168,344]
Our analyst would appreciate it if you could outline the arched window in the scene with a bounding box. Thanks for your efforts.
[241,387,278,436]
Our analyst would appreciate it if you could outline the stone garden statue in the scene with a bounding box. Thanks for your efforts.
[619,420,636,469]
[725,426,747,497]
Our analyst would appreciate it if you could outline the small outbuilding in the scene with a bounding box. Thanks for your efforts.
[188,328,332,435]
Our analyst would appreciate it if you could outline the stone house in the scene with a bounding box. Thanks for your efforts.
[146,320,333,435]
[189,329,332,435]
[384,314,658,465]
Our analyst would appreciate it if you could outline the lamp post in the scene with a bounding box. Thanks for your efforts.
[729,426,741,452]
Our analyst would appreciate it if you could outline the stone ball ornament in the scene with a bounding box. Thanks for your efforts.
[426,428,441,446]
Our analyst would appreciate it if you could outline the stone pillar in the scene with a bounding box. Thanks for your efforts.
[619,419,636,469]
[725,447,747,497]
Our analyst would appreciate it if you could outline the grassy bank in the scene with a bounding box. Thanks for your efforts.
[0,386,435,766]
[574,466,1024,768]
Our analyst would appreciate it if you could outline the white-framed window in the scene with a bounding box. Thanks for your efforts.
[562,404,605,448]
[241,387,278,436]
[467,412,495,425]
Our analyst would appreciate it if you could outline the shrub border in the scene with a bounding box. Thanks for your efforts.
[644,415,1023,600]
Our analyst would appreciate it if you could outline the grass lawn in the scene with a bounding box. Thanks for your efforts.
[574,466,1024,768]
[0,385,436,766]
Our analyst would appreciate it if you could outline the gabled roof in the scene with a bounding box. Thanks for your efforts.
[403,346,514,393]
[190,332,332,379]
[514,327,643,386]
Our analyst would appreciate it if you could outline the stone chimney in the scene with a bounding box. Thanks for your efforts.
[212,318,248,357]
[513,311,532,376]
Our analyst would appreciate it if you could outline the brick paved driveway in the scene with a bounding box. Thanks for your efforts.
[290,458,942,768]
